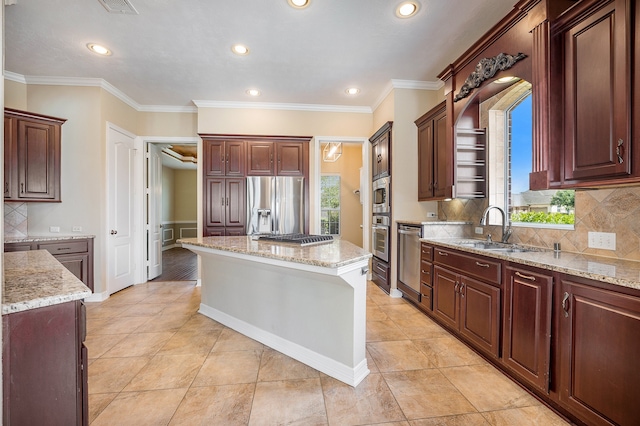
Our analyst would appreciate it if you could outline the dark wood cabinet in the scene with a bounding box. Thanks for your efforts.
[204,177,246,235]
[276,142,305,176]
[247,141,274,175]
[4,238,95,291]
[433,248,501,359]
[371,256,390,294]
[556,0,633,185]
[419,243,433,311]
[416,101,448,200]
[503,264,553,393]
[4,108,66,202]
[203,139,245,176]
[558,276,640,426]
[3,300,87,425]
[371,122,392,180]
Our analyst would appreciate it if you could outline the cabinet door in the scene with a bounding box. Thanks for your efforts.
[225,141,246,176]
[204,178,225,227]
[433,265,459,330]
[225,178,246,228]
[204,227,225,237]
[247,141,274,175]
[459,275,501,358]
[276,142,304,176]
[563,0,631,182]
[55,254,90,288]
[433,109,448,198]
[374,133,390,179]
[417,118,435,200]
[372,257,390,294]
[16,118,60,200]
[225,227,245,236]
[559,279,640,426]
[4,117,16,199]
[203,140,225,176]
[503,266,552,393]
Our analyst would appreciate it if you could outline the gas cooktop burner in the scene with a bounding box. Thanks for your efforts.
[258,233,334,246]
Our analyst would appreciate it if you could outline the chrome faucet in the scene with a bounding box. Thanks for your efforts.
[480,205,512,243]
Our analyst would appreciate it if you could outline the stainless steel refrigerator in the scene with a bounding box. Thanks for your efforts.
[246,176,305,235]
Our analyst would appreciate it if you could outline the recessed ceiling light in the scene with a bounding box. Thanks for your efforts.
[86,43,112,56]
[232,44,249,55]
[345,87,360,95]
[246,89,261,97]
[396,1,419,18]
[287,0,310,9]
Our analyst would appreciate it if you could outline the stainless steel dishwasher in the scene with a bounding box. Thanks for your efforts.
[397,223,422,304]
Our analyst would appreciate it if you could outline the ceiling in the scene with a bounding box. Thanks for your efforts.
[4,0,517,111]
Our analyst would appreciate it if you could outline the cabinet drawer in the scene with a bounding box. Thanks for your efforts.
[420,260,432,285]
[37,240,88,255]
[372,258,389,284]
[434,247,501,285]
[419,285,432,311]
[420,243,433,261]
[4,242,34,252]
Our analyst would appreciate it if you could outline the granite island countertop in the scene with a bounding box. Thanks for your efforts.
[3,250,92,315]
[421,237,640,291]
[5,234,96,243]
[178,236,372,269]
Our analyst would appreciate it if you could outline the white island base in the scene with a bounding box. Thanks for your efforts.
[182,241,370,387]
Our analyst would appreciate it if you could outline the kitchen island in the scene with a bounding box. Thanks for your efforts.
[178,236,372,386]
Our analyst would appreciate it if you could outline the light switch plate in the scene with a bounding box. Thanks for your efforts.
[49,226,60,233]
[427,212,437,218]
[475,227,483,234]
[588,232,616,250]
[72,226,82,232]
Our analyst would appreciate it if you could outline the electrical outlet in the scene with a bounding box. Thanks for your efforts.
[588,232,616,250]
[49,226,60,233]
[475,227,483,234]
[72,226,82,232]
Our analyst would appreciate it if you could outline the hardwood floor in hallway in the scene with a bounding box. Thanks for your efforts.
[151,247,197,282]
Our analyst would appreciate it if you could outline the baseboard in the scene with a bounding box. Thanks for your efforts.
[162,244,178,251]
[84,291,109,302]
[199,303,369,387]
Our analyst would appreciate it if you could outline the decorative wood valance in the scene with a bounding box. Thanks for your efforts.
[453,52,527,102]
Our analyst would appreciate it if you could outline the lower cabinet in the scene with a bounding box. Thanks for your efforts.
[503,264,553,393]
[558,276,640,426]
[3,300,87,425]
[372,257,390,293]
[433,249,501,359]
[4,237,94,291]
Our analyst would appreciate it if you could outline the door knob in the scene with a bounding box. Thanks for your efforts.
[110,230,118,235]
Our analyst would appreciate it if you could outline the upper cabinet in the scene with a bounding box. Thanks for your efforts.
[371,121,392,180]
[4,108,66,202]
[246,141,274,175]
[203,139,245,177]
[554,0,633,186]
[416,101,448,200]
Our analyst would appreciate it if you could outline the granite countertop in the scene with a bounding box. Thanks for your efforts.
[5,234,96,243]
[421,237,640,291]
[178,236,372,268]
[3,250,92,315]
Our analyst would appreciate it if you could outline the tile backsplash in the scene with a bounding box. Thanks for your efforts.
[438,186,640,261]
[4,202,28,238]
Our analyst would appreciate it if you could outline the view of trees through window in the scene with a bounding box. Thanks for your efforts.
[507,91,575,226]
[320,175,340,235]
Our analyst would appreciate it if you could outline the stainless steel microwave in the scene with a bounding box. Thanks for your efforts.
[372,177,390,214]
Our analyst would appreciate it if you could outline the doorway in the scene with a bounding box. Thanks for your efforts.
[312,137,370,249]
[144,138,199,282]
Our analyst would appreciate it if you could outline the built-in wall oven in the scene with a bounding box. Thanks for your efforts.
[397,223,422,304]
[371,215,390,262]
[372,177,390,214]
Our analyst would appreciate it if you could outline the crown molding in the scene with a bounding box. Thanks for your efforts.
[4,72,442,115]
[192,100,372,114]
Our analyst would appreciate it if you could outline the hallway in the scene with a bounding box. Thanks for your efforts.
[85,280,569,425]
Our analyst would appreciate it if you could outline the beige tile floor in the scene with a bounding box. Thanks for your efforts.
[86,280,570,426]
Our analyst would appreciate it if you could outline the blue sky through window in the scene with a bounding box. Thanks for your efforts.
[510,94,532,194]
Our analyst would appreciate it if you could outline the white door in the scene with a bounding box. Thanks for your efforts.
[108,125,137,294]
[147,143,162,280]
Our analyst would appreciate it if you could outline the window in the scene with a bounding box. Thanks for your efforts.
[320,175,340,235]
[486,81,574,228]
